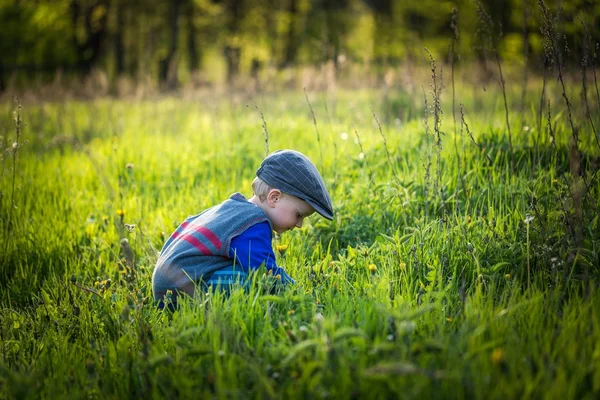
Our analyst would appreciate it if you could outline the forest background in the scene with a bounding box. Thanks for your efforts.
[1,0,599,94]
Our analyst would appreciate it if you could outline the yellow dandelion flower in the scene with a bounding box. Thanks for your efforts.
[288,309,295,315]
[276,244,288,254]
[116,209,126,216]
[491,348,505,364]
[368,263,377,273]
[505,273,511,279]
[275,274,282,280]
[399,262,407,271]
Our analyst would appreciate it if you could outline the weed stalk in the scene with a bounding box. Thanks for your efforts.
[3,98,23,262]
[422,87,433,216]
[250,104,270,157]
[476,1,513,164]
[371,107,399,184]
[304,88,324,172]
[424,48,444,203]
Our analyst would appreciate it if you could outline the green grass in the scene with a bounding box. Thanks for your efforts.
[0,76,599,399]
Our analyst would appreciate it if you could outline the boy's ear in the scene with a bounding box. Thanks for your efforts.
[266,189,282,207]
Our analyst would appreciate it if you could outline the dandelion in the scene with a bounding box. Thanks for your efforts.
[275,274,282,280]
[446,317,453,322]
[505,273,511,279]
[523,125,530,131]
[276,244,288,255]
[340,132,348,141]
[399,262,407,271]
[288,309,295,315]
[116,209,126,217]
[491,348,505,364]
[524,214,534,224]
[358,152,365,160]
[368,263,378,273]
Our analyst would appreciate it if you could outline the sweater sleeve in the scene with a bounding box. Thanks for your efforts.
[229,221,295,284]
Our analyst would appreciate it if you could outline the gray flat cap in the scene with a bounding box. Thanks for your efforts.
[256,149,334,220]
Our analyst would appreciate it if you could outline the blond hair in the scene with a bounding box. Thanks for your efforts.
[252,177,274,201]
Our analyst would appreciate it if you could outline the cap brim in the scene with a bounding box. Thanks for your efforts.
[306,199,333,221]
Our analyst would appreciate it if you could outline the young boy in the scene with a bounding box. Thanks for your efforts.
[152,149,333,307]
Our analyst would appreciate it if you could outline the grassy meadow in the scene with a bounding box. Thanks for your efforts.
[1,66,600,399]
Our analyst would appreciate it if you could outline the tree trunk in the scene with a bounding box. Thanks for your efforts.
[281,0,298,68]
[223,0,243,86]
[114,0,125,76]
[187,0,199,73]
[69,0,110,75]
[159,0,182,89]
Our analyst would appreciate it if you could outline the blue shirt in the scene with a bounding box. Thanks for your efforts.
[229,221,294,284]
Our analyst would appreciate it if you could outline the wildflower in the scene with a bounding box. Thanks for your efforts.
[288,309,295,315]
[368,263,377,273]
[524,214,534,224]
[126,163,134,169]
[276,244,288,255]
[491,348,505,365]
[340,132,348,141]
[102,215,109,223]
[399,262,407,271]
[505,274,511,279]
[523,125,530,131]
[275,274,282,281]
[358,152,365,160]
[446,317,453,322]
[116,209,126,217]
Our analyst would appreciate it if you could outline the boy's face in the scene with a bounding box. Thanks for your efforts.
[265,190,315,234]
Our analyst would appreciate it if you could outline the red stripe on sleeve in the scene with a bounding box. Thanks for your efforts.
[172,231,212,255]
[197,226,222,251]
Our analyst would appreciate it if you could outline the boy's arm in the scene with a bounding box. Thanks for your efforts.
[229,221,295,284]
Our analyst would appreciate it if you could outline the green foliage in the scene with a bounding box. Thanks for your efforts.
[0,72,599,398]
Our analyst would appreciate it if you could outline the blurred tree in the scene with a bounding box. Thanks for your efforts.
[281,0,300,68]
[113,0,125,76]
[187,0,200,74]
[159,0,183,88]
[70,0,110,74]
[363,0,393,66]
[213,0,246,84]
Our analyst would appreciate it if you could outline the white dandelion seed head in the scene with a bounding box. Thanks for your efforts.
[358,152,365,160]
[340,132,348,141]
